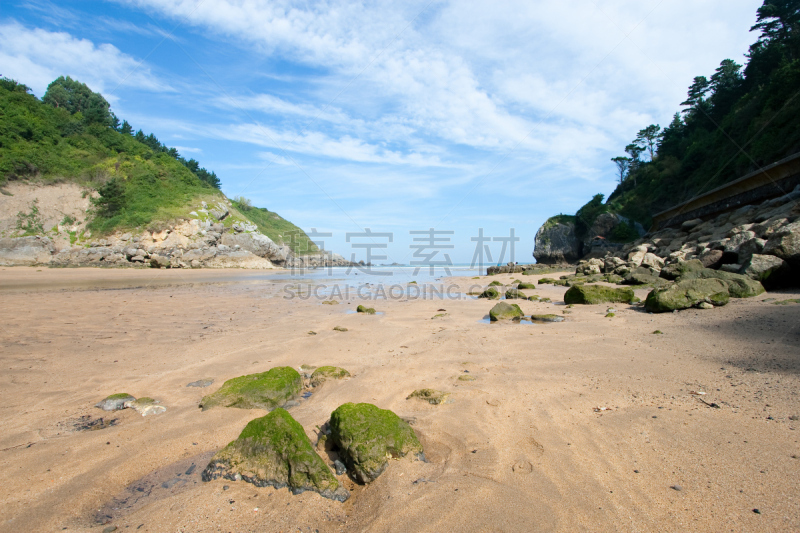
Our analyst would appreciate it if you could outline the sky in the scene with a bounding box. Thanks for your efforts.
[0,0,765,265]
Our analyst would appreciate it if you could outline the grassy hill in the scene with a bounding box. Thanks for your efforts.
[0,76,316,253]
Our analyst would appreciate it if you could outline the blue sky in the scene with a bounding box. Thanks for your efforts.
[1,0,764,265]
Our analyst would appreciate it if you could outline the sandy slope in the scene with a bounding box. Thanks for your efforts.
[0,267,798,532]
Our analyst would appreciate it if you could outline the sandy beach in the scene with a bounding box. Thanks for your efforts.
[1,266,799,532]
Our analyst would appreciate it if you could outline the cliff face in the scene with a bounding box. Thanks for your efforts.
[0,183,351,269]
[533,221,581,264]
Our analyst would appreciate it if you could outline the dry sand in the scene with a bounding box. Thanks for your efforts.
[0,267,799,532]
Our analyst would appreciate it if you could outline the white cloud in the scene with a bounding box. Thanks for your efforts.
[0,22,172,97]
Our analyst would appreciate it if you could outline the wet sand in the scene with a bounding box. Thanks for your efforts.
[0,267,798,532]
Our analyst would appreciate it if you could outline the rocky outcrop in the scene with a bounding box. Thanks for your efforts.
[533,221,581,264]
[0,236,56,266]
[329,402,423,484]
[559,185,800,289]
[203,408,349,501]
[199,367,303,411]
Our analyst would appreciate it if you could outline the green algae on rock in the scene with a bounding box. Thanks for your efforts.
[517,282,537,289]
[644,278,731,313]
[356,305,376,314]
[488,280,503,287]
[96,393,135,411]
[478,287,500,299]
[310,366,351,387]
[333,326,348,332]
[406,389,451,405]
[504,288,525,299]
[563,284,635,305]
[329,402,423,484]
[199,366,302,411]
[202,408,349,501]
[458,374,476,381]
[489,302,524,321]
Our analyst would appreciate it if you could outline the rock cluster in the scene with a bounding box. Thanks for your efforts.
[0,201,355,269]
[551,186,800,289]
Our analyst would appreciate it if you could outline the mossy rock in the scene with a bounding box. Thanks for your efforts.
[528,294,540,301]
[644,278,731,313]
[322,300,340,305]
[200,367,302,411]
[406,389,451,405]
[489,302,524,321]
[504,288,525,299]
[660,259,704,281]
[458,375,476,381]
[333,326,348,332]
[96,393,135,411]
[488,280,503,286]
[563,284,635,305]
[202,408,348,501]
[356,305,376,314]
[691,269,765,298]
[408,281,417,285]
[623,267,669,287]
[605,312,616,318]
[431,313,448,319]
[530,314,565,323]
[478,287,500,299]
[774,298,800,305]
[538,277,560,286]
[604,274,623,284]
[329,403,423,484]
[517,282,537,290]
[128,397,166,416]
[310,366,350,387]
[652,330,663,334]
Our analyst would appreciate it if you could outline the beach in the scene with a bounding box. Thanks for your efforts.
[0,266,799,532]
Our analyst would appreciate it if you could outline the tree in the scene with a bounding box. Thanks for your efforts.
[93,178,126,217]
[611,156,631,184]
[681,76,711,112]
[751,0,800,46]
[635,124,662,160]
[42,76,113,126]
[119,120,133,135]
[624,143,644,186]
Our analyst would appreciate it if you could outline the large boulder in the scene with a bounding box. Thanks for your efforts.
[762,221,800,268]
[563,284,635,305]
[329,403,423,484]
[741,254,793,289]
[0,236,55,265]
[644,279,731,312]
[533,220,581,264]
[623,266,668,287]
[659,259,704,281]
[678,268,765,298]
[489,302,524,321]
[221,232,289,264]
[202,408,349,501]
[199,367,302,411]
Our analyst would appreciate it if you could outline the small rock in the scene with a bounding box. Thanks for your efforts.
[103,527,118,533]
[96,394,135,411]
[187,378,214,388]
[334,460,347,476]
[670,484,682,491]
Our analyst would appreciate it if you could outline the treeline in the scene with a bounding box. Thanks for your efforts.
[596,0,800,227]
[1,75,219,189]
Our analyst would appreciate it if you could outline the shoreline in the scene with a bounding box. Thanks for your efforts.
[0,267,798,532]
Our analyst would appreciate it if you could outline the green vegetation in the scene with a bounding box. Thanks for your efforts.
[542,214,576,230]
[478,287,500,299]
[104,393,134,401]
[203,408,347,501]
[773,298,800,305]
[356,305,377,314]
[0,76,311,242]
[199,366,302,411]
[559,1,800,228]
[231,197,318,254]
[329,402,423,483]
[15,200,44,236]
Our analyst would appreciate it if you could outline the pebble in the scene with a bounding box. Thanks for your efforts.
[334,460,347,476]
[670,484,682,491]
[102,527,117,533]
[223,485,230,491]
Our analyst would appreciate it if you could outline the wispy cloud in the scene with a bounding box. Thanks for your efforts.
[0,21,173,97]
